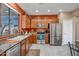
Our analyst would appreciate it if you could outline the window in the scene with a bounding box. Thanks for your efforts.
[10,9,19,34]
[0,4,10,36]
[0,4,19,37]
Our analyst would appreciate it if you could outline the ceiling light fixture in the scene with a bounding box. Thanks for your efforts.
[35,10,39,12]
[59,9,63,12]
[38,3,45,5]
[48,9,51,12]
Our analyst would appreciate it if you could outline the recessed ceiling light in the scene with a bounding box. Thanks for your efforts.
[48,9,51,12]
[59,9,63,12]
[35,10,39,12]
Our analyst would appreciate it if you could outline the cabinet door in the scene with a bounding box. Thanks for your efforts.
[31,34,37,44]
[22,15,30,28]
[26,39,29,53]
[45,34,48,44]
[28,36,32,48]
[29,36,32,44]
[22,15,27,28]
[26,16,30,28]
[20,40,26,56]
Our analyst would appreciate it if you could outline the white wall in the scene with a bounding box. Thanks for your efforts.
[72,9,79,17]
[73,17,79,41]
[72,9,79,44]
[58,12,73,45]
[59,9,79,45]
[62,19,73,45]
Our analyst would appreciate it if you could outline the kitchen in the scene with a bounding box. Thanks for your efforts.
[0,3,79,56]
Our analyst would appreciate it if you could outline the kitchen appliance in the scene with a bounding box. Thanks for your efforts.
[6,44,20,56]
[37,32,45,44]
[48,23,62,46]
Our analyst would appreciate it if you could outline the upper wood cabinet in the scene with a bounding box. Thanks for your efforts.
[22,15,27,28]
[30,15,58,28]
[26,16,30,28]
[22,15,30,28]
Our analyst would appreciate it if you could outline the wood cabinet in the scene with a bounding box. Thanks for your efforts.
[26,16,30,28]
[20,35,33,56]
[31,34,37,44]
[45,34,48,44]
[22,15,30,29]
[20,39,26,56]
[28,36,32,47]
[31,15,58,28]
[22,15,27,28]
[26,38,29,53]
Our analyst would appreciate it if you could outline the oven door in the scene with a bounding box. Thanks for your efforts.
[37,34,45,44]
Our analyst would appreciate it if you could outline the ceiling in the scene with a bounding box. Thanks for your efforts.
[0,4,18,16]
[18,3,79,15]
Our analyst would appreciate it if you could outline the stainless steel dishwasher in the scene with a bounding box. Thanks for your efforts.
[6,44,20,56]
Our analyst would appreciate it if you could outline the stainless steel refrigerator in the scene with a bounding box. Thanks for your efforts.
[48,23,62,46]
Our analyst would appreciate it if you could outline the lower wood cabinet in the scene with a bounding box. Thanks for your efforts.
[45,34,48,44]
[28,36,31,48]
[26,38,29,53]
[20,35,33,56]
[20,39,26,56]
[31,34,37,44]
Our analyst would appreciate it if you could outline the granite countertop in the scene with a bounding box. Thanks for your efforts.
[0,33,32,55]
[8,33,32,41]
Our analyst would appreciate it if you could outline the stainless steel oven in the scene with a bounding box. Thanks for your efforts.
[37,32,45,44]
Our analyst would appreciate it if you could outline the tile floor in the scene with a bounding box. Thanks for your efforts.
[30,44,71,56]
[26,49,40,56]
